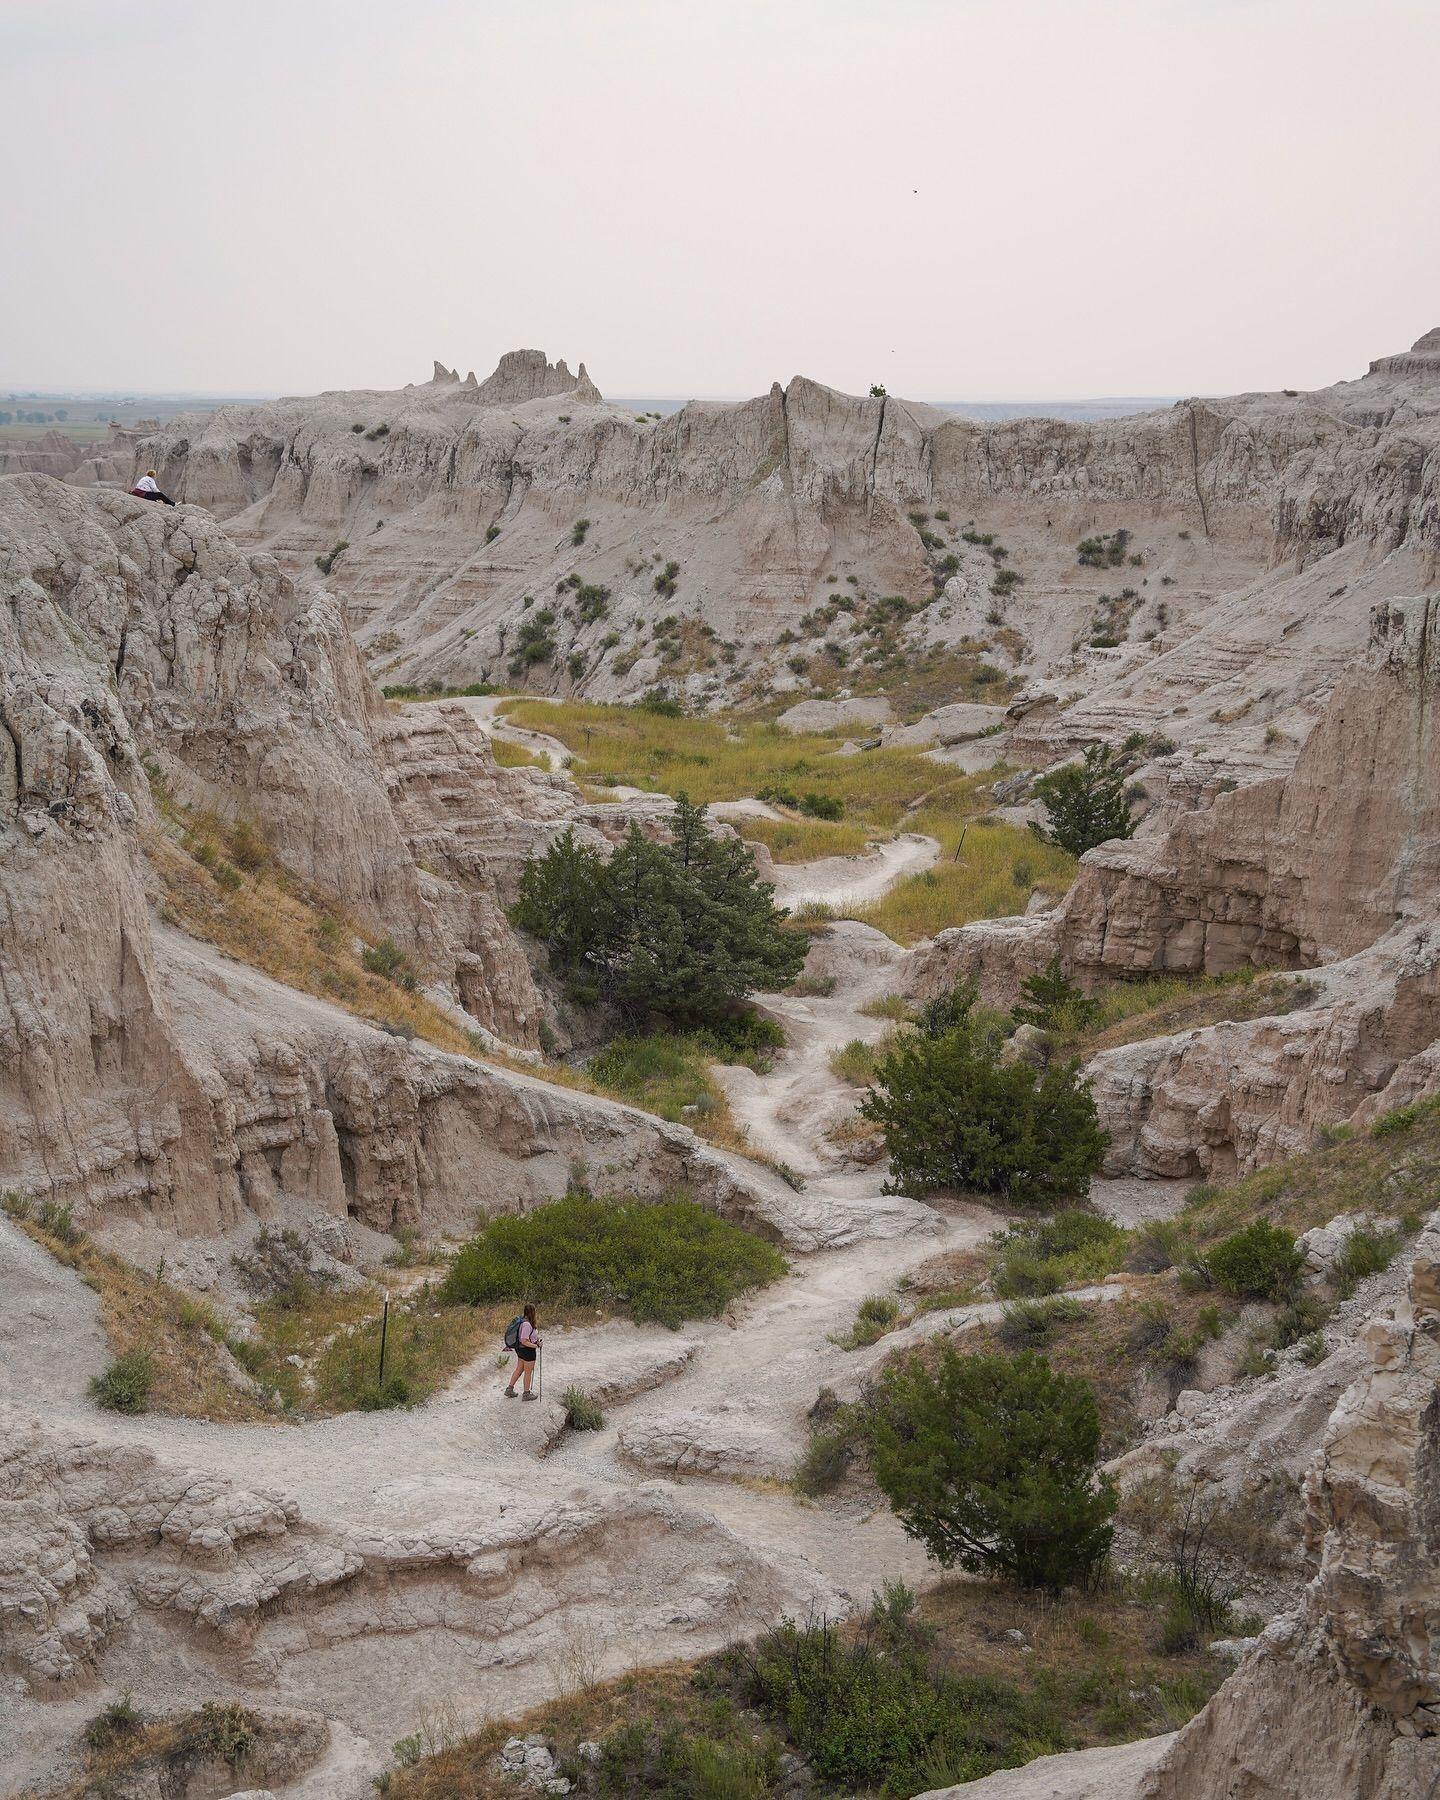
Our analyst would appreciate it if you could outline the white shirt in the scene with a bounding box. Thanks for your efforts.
[134,475,159,493]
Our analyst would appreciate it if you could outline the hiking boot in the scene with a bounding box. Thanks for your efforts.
[521,1392,536,1401]
[503,1387,516,1399]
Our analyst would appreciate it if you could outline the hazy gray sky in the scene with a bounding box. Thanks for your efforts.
[3,0,1436,401]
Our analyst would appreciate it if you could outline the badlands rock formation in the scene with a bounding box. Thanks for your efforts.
[931,1220,1440,1800]
[4,332,1440,1798]
[912,592,1440,1178]
[0,475,831,1246]
[0,421,144,487]
[134,334,1439,769]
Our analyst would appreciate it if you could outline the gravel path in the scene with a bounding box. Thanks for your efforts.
[3,754,1188,1791]
[450,692,575,770]
[769,831,939,911]
[0,820,962,1594]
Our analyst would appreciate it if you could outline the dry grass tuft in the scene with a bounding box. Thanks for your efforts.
[740,813,871,862]
[1068,970,1319,1058]
[3,1204,271,1422]
[490,736,549,770]
[148,810,474,1055]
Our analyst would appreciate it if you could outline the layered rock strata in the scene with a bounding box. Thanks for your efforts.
[132,334,1440,747]
[909,596,1440,1176]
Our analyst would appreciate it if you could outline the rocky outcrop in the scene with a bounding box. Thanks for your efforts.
[0,473,545,1037]
[922,1222,1440,1800]
[0,477,837,1245]
[470,348,601,406]
[1132,1219,1440,1797]
[1091,929,1440,1179]
[911,595,1440,1175]
[1062,595,1440,981]
[133,331,1440,737]
[0,1416,847,1777]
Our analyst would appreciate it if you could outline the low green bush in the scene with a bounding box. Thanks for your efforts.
[997,1295,1087,1348]
[1370,1095,1440,1137]
[830,1037,881,1085]
[195,1701,257,1766]
[1271,1292,1330,1348]
[1206,1221,1302,1301]
[599,1722,778,1799]
[587,1032,719,1122]
[84,1693,144,1750]
[1332,1225,1401,1298]
[562,1386,605,1430]
[361,937,416,988]
[90,1351,154,1414]
[869,1348,1115,1592]
[731,1611,1070,1792]
[833,1292,902,1349]
[440,1192,785,1329]
[792,1421,855,1495]
[702,1010,786,1067]
[992,1210,1125,1297]
[1125,1218,1187,1274]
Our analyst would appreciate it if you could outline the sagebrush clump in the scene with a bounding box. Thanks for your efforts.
[440,1191,785,1329]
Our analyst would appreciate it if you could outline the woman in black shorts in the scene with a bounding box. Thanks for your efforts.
[504,1304,542,1400]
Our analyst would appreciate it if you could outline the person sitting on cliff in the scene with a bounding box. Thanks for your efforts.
[504,1304,542,1401]
[130,469,176,506]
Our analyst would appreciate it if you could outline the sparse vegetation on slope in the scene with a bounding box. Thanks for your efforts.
[1062,968,1319,1057]
[584,1028,773,1156]
[3,1195,271,1422]
[1180,1093,1440,1249]
[148,801,475,1055]
[742,812,872,859]
[384,1573,1223,1799]
[57,1700,273,1800]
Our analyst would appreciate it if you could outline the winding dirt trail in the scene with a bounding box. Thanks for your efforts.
[0,765,979,1791]
[454,692,575,770]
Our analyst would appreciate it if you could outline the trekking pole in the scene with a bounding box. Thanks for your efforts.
[377,1292,390,1394]
[537,1342,543,1401]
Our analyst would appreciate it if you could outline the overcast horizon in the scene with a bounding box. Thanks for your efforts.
[4,0,1436,402]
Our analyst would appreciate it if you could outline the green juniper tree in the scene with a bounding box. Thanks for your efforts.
[511,795,805,1026]
[1013,956,1099,1032]
[869,1347,1115,1592]
[860,1013,1107,1205]
[1032,743,1134,857]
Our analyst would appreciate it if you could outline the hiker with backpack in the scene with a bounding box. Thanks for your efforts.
[503,1304,542,1400]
